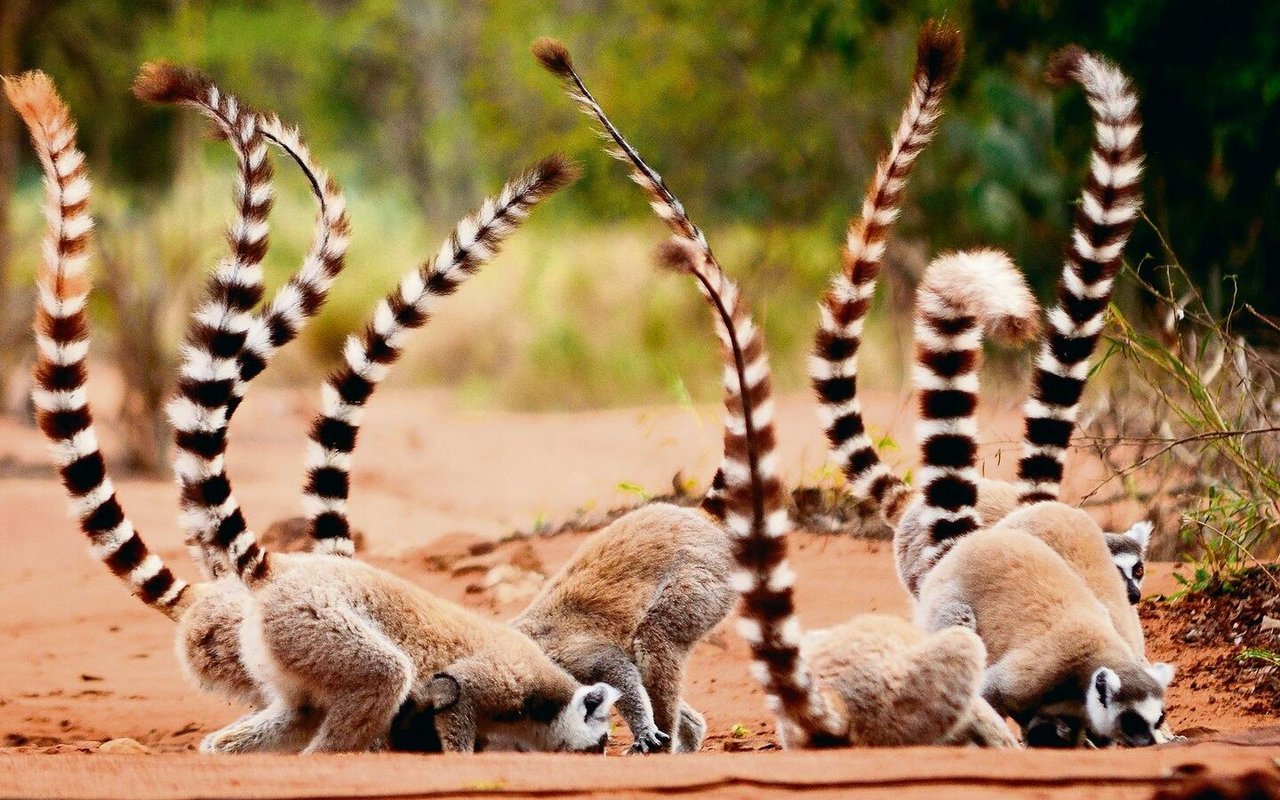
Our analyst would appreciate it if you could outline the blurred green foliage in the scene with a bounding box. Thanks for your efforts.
[4,0,1278,407]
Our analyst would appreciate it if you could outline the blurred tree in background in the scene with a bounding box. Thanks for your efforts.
[1,0,1276,422]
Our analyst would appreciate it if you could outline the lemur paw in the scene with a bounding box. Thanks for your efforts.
[627,729,671,754]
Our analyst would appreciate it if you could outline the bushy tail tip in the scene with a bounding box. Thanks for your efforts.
[917,20,965,83]
[531,152,582,192]
[132,61,213,104]
[1044,45,1089,87]
[532,37,576,79]
[2,71,67,134]
[919,249,1042,346]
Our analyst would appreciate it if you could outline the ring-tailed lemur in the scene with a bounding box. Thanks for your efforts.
[895,250,1172,748]
[799,40,1148,604]
[501,38,753,754]
[525,26,1016,754]
[13,68,619,755]
[662,238,1019,749]
[8,66,349,715]
[189,154,621,754]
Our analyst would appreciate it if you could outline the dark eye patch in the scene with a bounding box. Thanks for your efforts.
[1133,562,1145,579]
[1118,710,1150,738]
[524,694,561,724]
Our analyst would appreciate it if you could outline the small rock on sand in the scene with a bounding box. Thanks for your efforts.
[99,738,152,755]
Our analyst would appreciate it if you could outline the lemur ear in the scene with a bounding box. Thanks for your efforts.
[1125,520,1153,552]
[428,673,462,711]
[1092,667,1120,706]
[1147,662,1175,687]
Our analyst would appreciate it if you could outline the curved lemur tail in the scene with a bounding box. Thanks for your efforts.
[137,64,351,581]
[302,155,578,555]
[134,63,276,583]
[1016,47,1143,504]
[535,36,838,742]
[811,20,963,527]
[232,115,350,421]
[534,36,752,521]
[658,240,841,747]
[6,71,191,619]
[913,249,1040,560]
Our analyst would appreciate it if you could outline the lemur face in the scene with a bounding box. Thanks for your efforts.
[1105,521,1152,605]
[1085,662,1173,747]
[479,683,619,754]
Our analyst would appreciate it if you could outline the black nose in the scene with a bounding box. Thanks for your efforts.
[584,687,606,718]
[1127,582,1141,604]
[1123,730,1155,748]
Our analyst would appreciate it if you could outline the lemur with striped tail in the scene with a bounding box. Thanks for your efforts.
[891,248,1171,748]
[894,46,1150,615]
[13,68,619,754]
[530,34,1016,751]
[191,151,620,755]
[7,66,349,715]
[797,37,1150,609]
[662,239,1018,749]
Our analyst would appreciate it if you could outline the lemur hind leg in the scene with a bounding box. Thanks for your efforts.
[675,700,707,753]
[200,697,319,753]
[632,564,733,753]
[257,602,414,753]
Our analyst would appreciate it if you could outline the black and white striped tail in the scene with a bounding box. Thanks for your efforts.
[303,155,578,555]
[913,250,1040,561]
[658,240,841,747]
[1016,47,1143,504]
[7,71,191,618]
[231,115,350,422]
[533,36,748,518]
[811,21,962,526]
[134,63,275,583]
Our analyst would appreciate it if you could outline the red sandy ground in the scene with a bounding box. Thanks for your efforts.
[0,383,1276,798]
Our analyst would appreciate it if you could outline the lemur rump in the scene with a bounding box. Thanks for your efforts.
[512,504,734,754]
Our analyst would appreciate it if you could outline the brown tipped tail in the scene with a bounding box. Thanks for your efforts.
[911,249,1040,562]
[151,66,275,583]
[1016,48,1143,504]
[303,155,577,555]
[659,239,839,747]
[7,71,190,619]
[811,20,963,525]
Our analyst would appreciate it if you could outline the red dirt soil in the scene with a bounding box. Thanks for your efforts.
[0,384,1276,798]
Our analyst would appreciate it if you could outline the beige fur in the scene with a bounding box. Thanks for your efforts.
[915,505,1171,746]
[1011,503,1145,655]
[512,503,734,753]
[174,582,264,709]
[894,479,1019,596]
[202,552,618,753]
[792,614,1018,749]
